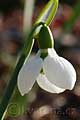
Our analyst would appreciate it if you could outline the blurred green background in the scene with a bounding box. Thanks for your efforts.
[0,0,80,119]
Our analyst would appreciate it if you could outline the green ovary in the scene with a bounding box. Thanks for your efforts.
[38,24,54,49]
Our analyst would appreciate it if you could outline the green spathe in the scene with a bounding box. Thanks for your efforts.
[38,25,54,49]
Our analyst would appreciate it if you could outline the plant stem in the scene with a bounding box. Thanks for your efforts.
[0,54,26,119]
[0,22,44,119]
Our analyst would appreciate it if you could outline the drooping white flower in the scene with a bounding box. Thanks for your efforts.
[17,48,76,96]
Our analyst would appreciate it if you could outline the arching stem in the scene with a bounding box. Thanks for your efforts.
[0,22,44,120]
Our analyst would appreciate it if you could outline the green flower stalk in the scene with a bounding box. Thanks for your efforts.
[0,22,44,119]
[0,0,59,119]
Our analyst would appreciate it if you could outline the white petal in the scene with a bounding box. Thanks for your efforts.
[37,74,65,93]
[18,54,43,96]
[43,48,76,90]
[48,48,58,58]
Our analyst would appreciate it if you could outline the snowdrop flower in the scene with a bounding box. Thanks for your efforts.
[17,25,76,96]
